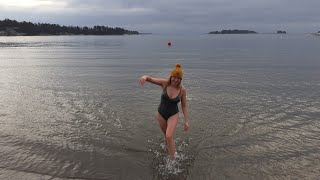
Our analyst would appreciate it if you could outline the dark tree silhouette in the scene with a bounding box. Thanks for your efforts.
[209,29,257,34]
[277,30,287,34]
[0,18,139,35]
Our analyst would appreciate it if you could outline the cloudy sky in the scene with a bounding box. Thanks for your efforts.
[0,0,319,34]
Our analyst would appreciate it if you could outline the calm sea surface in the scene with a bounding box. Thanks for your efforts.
[1,34,320,180]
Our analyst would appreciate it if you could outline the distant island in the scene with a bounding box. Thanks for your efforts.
[312,32,320,36]
[277,30,287,34]
[209,29,257,34]
[0,19,139,36]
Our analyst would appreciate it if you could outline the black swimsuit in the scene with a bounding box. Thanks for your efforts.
[158,86,181,120]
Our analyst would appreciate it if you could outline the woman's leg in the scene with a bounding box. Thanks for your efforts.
[157,112,167,136]
[166,113,179,159]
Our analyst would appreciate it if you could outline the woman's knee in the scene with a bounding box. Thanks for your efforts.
[166,133,173,141]
[159,123,167,131]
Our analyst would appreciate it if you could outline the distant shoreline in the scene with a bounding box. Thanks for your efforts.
[208,29,292,34]
[0,30,140,36]
[209,29,257,34]
[0,18,139,36]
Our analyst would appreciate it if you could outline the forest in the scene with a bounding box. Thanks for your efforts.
[0,19,139,36]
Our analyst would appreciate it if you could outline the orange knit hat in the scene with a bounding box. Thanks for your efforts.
[170,64,183,79]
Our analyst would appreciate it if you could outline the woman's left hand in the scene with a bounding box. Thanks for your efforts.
[184,121,189,131]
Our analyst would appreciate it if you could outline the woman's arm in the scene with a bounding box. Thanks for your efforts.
[181,86,189,131]
[140,75,167,87]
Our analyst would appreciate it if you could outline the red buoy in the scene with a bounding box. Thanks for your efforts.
[167,41,172,46]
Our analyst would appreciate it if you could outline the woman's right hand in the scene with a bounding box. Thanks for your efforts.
[140,75,147,86]
[184,121,189,131]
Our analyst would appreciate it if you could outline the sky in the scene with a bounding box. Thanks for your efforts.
[0,0,320,34]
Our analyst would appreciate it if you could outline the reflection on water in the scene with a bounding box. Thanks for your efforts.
[0,35,320,179]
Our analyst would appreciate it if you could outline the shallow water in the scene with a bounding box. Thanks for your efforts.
[1,34,320,179]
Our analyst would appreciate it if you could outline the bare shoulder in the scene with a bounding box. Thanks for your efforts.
[181,85,187,94]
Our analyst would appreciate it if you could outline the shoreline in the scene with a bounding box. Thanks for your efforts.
[0,30,140,36]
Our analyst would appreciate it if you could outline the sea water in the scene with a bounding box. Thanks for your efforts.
[1,34,320,179]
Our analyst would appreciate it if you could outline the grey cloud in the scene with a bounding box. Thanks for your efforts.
[1,0,320,33]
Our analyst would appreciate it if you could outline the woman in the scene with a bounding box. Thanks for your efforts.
[140,64,189,159]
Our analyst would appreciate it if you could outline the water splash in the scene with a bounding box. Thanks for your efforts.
[148,138,194,179]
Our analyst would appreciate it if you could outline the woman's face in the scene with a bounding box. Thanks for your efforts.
[170,76,181,86]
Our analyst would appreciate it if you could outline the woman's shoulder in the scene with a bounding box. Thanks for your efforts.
[181,85,187,93]
[161,80,169,89]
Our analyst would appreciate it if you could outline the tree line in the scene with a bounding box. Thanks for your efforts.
[0,19,139,35]
[209,29,257,34]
